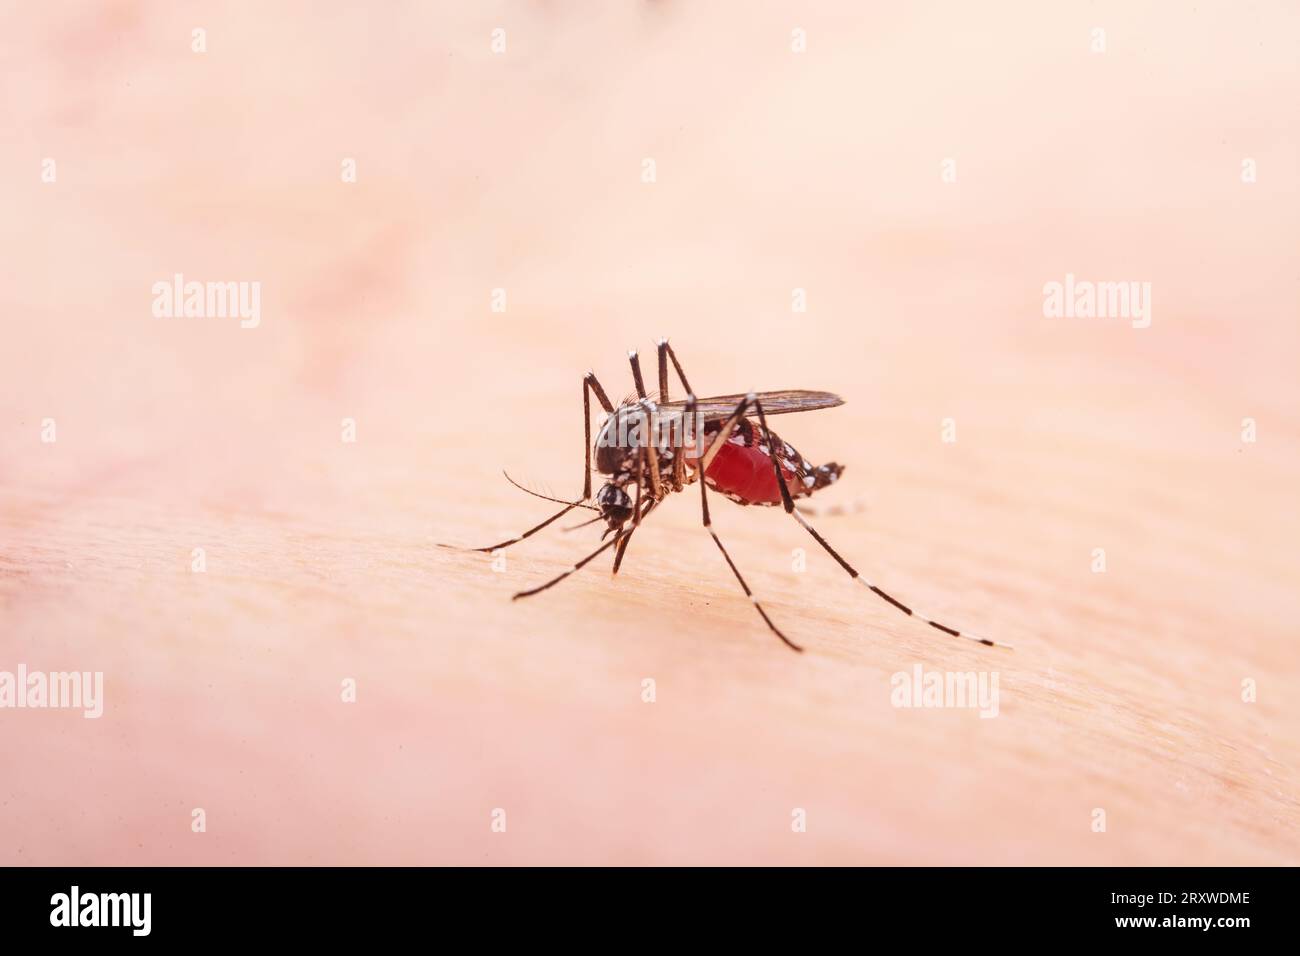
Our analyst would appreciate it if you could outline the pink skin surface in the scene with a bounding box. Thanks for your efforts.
[2,2,1298,865]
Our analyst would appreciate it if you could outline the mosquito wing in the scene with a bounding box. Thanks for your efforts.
[657,389,844,422]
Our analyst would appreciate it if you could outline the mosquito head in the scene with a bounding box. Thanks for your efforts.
[594,482,634,530]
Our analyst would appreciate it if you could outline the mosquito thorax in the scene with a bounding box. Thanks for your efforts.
[594,401,694,479]
[594,405,645,475]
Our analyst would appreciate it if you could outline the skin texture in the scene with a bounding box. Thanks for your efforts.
[2,2,1298,864]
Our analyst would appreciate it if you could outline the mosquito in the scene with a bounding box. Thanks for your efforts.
[443,340,1012,653]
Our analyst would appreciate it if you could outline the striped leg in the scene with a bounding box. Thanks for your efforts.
[628,349,648,399]
[612,449,647,574]
[636,400,665,499]
[583,370,615,503]
[611,527,635,575]
[446,501,580,555]
[749,395,1012,651]
[515,499,656,599]
[693,396,802,652]
[655,339,694,491]
[656,337,695,399]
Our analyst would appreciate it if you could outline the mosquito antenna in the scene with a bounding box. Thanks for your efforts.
[502,470,599,511]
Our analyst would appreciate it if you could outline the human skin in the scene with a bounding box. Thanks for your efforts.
[2,1,1297,864]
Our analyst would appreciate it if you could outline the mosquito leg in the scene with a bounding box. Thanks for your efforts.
[586,369,615,414]
[628,349,648,399]
[672,433,687,492]
[612,527,634,574]
[513,532,626,599]
[617,427,659,574]
[658,338,694,396]
[700,479,802,652]
[699,394,752,472]
[440,503,581,553]
[445,371,611,552]
[691,397,801,652]
[612,448,647,574]
[656,340,694,490]
[612,476,640,574]
[584,371,614,500]
[749,397,1011,650]
[656,339,671,401]
[515,500,655,599]
[632,445,645,527]
[615,479,657,573]
[638,400,665,499]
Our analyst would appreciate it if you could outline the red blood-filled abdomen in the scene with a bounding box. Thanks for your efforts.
[702,442,796,505]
